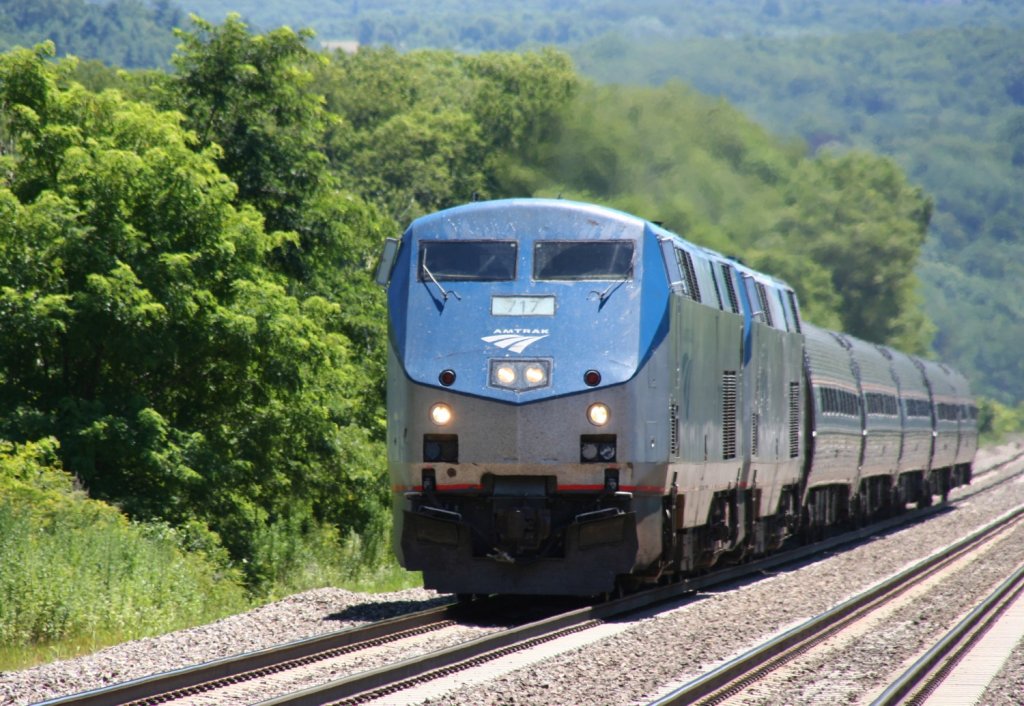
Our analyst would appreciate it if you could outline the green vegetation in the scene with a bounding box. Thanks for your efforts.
[177,0,1024,52]
[978,399,1024,447]
[0,439,247,669]
[0,0,181,68]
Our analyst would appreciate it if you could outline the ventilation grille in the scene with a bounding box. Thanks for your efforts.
[677,249,702,302]
[751,412,760,457]
[669,403,679,457]
[789,382,800,458]
[722,371,737,460]
[721,264,739,313]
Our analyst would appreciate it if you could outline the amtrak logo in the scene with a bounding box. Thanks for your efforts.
[482,329,550,353]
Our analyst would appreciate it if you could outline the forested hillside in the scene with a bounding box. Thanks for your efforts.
[177,0,1024,404]
[178,0,1024,51]
[0,0,181,67]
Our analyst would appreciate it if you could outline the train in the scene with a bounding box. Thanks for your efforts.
[374,198,978,596]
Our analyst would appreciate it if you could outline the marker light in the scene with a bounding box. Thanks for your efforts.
[439,369,456,386]
[584,370,602,387]
[430,403,453,426]
[587,403,610,427]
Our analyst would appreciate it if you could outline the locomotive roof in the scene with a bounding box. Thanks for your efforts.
[408,198,798,293]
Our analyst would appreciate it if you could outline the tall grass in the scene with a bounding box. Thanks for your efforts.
[249,511,421,599]
[0,440,249,670]
[0,438,420,671]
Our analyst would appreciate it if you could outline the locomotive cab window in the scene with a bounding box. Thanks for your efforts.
[534,240,634,280]
[419,241,517,281]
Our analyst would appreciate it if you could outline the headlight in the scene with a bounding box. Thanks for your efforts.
[489,359,551,391]
[430,403,453,426]
[495,365,517,386]
[524,365,546,385]
[587,403,610,426]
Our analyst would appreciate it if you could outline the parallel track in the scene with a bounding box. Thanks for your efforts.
[37,604,464,706]
[647,504,1024,705]
[871,560,1024,705]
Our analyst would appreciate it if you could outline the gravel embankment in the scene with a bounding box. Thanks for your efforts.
[0,588,450,705]
[3,441,1022,706]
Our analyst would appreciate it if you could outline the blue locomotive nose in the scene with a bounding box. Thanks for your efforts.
[386,199,671,404]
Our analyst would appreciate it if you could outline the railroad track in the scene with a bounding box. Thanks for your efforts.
[646,504,1024,705]
[871,560,1024,705]
[35,601,485,706]
[41,454,1024,706]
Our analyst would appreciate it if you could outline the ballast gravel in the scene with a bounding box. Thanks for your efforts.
[2,441,1023,706]
[0,588,451,706]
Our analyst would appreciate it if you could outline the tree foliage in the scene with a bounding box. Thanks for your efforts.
[0,42,385,590]
[317,46,578,222]
[0,0,181,68]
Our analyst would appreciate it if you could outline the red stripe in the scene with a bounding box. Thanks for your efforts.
[557,484,666,493]
[394,484,665,494]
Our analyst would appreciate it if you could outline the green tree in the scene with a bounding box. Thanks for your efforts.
[169,14,328,236]
[0,43,383,590]
[773,152,934,352]
[318,46,578,221]
[167,15,394,431]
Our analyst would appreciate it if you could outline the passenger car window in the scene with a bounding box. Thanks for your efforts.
[419,241,517,281]
[534,241,634,280]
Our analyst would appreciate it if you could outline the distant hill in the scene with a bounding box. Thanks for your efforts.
[176,0,1024,51]
[0,0,181,67]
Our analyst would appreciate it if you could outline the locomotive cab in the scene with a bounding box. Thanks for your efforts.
[380,199,671,595]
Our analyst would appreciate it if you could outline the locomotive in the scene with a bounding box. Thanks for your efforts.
[374,198,977,596]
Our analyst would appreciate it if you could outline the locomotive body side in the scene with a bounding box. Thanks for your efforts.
[657,237,805,571]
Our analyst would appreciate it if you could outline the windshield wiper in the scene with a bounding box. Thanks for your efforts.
[589,269,632,306]
[422,259,461,302]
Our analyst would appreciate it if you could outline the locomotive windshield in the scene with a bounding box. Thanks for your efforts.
[419,241,517,281]
[533,240,634,280]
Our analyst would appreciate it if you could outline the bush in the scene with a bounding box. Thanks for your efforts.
[0,439,249,668]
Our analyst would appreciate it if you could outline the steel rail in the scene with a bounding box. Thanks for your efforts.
[871,560,1024,705]
[646,504,1024,706]
[35,604,462,706]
